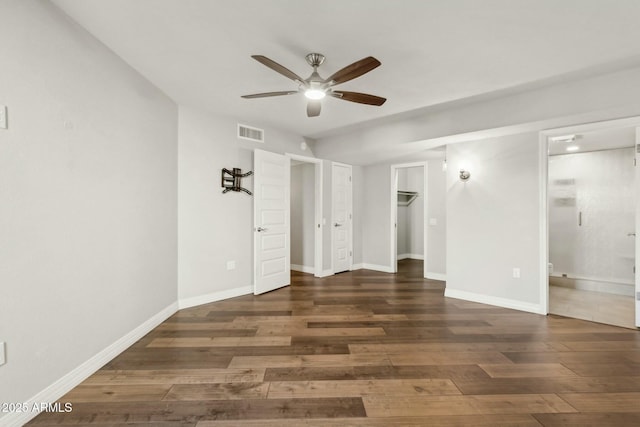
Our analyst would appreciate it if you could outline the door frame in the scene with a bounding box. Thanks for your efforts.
[331,161,353,274]
[539,116,640,324]
[389,161,429,277]
[285,153,323,277]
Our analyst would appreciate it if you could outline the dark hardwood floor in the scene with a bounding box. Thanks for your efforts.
[29,259,640,426]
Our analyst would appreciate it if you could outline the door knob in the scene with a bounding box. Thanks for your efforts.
[334,223,342,227]
[256,227,268,232]
[628,232,636,237]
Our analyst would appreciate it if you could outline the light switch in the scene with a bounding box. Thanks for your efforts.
[429,218,437,226]
[0,342,6,365]
[0,105,7,129]
[226,260,236,270]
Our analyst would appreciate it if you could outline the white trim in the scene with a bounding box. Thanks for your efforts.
[1,302,178,427]
[445,288,545,315]
[331,160,352,168]
[397,253,424,260]
[331,162,353,274]
[351,263,364,270]
[636,126,640,327]
[285,153,323,164]
[426,272,447,281]
[179,286,252,309]
[319,269,334,278]
[390,162,429,277]
[538,132,549,315]
[286,153,324,278]
[360,263,395,273]
[291,264,315,274]
[390,166,396,273]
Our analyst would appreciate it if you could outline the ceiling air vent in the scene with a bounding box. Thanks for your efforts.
[237,124,264,143]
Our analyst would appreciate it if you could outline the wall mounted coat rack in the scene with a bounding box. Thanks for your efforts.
[221,167,253,195]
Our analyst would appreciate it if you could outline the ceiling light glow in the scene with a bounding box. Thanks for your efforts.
[566,145,580,152]
[304,89,326,100]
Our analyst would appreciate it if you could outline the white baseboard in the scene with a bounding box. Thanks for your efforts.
[178,285,252,309]
[444,288,545,315]
[397,253,424,260]
[426,272,447,281]
[351,263,364,270]
[318,269,334,278]
[291,264,315,274]
[360,263,395,274]
[0,302,178,427]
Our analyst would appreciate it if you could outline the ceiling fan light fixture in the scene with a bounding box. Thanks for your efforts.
[304,88,326,100]
[242,53,386,117]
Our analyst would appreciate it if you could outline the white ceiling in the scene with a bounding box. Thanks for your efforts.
[548,126,636,156]
[51,0,640,140]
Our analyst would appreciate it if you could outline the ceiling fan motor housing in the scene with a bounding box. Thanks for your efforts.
[305,53,325,68]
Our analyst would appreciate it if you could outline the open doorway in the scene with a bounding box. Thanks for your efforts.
[287,153,323,277]
[390,162,428,278]
[544,121,639,328]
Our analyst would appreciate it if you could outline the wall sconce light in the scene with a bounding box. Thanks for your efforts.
[459,169,471,181]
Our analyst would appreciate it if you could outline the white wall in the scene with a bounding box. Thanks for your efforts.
[0,0,178,419]
[445,133,542,312]
[290,163,315,270]
[177,106,313,304]
[548,148,635,284]
[427,158,447,276]
[362,163,392,267]
[352,165,364,267]
[313,65,640,166]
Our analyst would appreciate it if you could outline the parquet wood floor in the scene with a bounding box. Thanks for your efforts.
[29,260,640,426]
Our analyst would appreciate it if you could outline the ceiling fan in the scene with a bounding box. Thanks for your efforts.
[241,53,386,117]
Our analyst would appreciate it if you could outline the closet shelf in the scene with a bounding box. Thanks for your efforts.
[398,190,418,206]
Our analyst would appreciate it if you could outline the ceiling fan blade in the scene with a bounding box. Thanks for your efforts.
[324,56,381,85]
[307,100,321,117]
[251,55,305,84]
[331,91,386,106]
[241,91,298,99]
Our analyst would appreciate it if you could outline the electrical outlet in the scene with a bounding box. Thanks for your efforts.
[0,105,7,129]
[512,268,521,279]
[0,342,6,365]
[226,260,236,270]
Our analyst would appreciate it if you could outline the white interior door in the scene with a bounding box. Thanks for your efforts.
[332,163,352,274]
[254,149,290,295]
